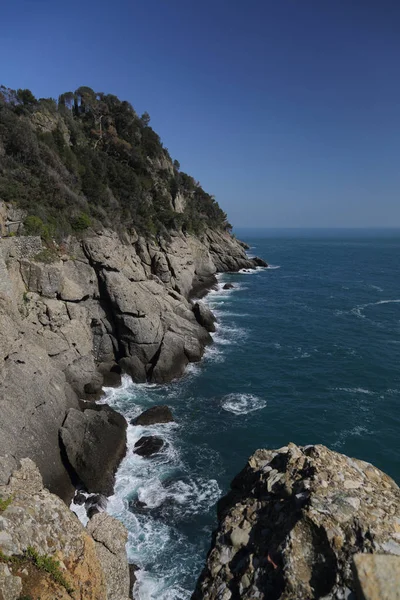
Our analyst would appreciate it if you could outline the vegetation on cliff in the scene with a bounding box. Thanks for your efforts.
[0,85,230,239]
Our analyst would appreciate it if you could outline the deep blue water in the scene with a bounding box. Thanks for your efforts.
[104,229,400,599]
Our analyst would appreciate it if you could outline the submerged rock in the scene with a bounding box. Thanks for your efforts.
[134,435,164,457]
[131,405,174,426]
[193,443,400,600]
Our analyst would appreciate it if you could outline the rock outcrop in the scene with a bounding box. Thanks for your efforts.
[194,443,400,600]
[60,404,127,495]
[0,223,265,501]
[0,458,130,600]
[131,404,174,426]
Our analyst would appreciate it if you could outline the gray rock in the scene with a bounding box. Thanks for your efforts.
[150,330,189,382]
[131,405,174,426]
[60,405,127,495]
[134,436,164,457]
[193,302,217,332]
[87,512,131,600]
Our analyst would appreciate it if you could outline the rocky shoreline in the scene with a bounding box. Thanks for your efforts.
[1,226,399,600]
[0,225,266,502]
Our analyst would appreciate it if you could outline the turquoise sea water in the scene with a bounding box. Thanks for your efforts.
[104,229,400,599]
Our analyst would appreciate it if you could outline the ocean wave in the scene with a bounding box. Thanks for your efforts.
[332,425,375,449]
[222,393,266,415]
[266,265,281,269]
[351,299,400,318]
[134,571,190,600]
[238,266,267,274]
[333,387,375,395]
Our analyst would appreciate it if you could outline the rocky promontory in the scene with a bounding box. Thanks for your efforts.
[194,443,400,600]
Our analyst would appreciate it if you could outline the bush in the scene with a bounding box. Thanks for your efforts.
[23,215,45,236]
[71,212,91,231]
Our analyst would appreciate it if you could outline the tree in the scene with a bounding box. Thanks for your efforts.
[17,89,37,106]
[173,159,180,171]
[140,112,151,127]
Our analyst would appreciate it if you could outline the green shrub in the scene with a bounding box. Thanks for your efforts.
[0,495,12,512]
[25,546,74,593]
[24,216,45,236]
[71,212,91,231]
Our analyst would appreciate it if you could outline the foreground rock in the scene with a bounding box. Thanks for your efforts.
[353,554,400,600]
[131,405,174,426]
[194,443,400,600]
[0,458,130,600]
[87,512,130,600]
[134,436,164,457]
[60,404,127,495]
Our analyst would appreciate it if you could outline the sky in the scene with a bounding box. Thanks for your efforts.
[1,0,400,227]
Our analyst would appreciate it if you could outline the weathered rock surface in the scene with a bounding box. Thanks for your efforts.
[0,458,130,600]
[134,436,164,457]
[193,301,217,332]
[0,224,265,499]
[131,404,174,426]
[60,405,127,495]
[193,443,400,600]
[87,512,131,600]
[353,553,400,600]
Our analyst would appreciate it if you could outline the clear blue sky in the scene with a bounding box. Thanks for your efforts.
[1,0,399,227]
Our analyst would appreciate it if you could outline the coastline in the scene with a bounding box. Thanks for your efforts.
[85,259,266,597]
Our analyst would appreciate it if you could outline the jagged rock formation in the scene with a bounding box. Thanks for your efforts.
[0,458,130,600]
[193,443,400,600]
[0,221,265,501]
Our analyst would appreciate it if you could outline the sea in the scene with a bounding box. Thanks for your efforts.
[100,228,400,599]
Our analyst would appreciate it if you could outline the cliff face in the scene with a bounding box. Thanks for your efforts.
[0,457,130,600]
[194,443,400,600]
[0,224,265,501]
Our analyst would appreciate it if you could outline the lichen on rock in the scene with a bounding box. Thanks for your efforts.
[193,443,400,600]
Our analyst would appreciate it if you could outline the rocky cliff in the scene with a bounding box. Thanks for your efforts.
[0,221,265,502]
[0,457,131,600]
[193,443,400,600]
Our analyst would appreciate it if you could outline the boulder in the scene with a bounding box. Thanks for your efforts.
[193,302,216,333]
[60,405,127,495]
[194,443,400,600]
[223,283,234,290]
[149,330,189,382]
[134,436,164,457]
[119,355,147,383]
[131,405,174,426]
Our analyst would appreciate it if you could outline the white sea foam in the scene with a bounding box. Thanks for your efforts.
[134,569,190,600]
[222,393,266,415]
[238,266,266,274]
[266,265,281,269]
[351,299,400,318]
[332,425,374,449]
[334,387,375,395]
[370,284,384,292]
